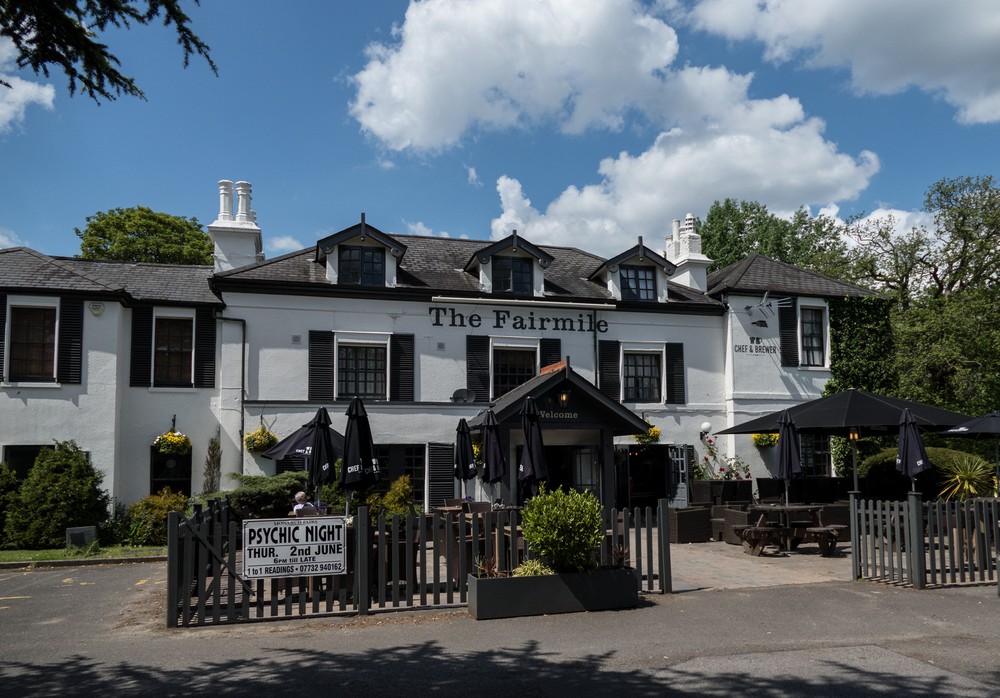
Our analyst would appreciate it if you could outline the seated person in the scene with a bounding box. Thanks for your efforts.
[293,491,315,513]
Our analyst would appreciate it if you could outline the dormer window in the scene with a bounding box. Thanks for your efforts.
[493,256,533,295]
[338,245,385,286]
[620,265,656,301]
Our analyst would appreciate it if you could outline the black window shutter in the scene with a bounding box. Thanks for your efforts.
[665,342,685,404]
[193,308,216,388]
[598,340,621,401]
[779,299,799,367]
[130,306,153,387]
[308,330,335,401]
[466,335,490,403]
[428,442,455,508]
[540,338,561,369]
[57,297,84,384]
[390,333,414,401]
[0,293,6,381]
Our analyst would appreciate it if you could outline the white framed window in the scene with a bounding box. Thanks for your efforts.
[620,265,656,301]
[4,295,59,384]
[621,342,664,403]
[335,332,390,400]
[800,306,826,367]
[490,337,538,399]
[152,308,195,388]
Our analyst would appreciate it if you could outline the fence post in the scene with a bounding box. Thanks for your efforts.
[849,491,861,580]
[356,506,371,615]
[166,510,179,628]
[907,490,925,590]
[658,498,672,594]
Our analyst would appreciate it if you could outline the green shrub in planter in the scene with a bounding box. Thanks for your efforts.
[520,485,603,573]
[511,558,555,577]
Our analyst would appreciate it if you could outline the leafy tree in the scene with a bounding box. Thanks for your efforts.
[76,206,212,264]
[0,0,216,102]
[847,176,1000,417]
[0,461,19,543]
[698,199,850,277]
[3,441,110,549]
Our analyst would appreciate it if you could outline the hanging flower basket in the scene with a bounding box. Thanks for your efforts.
[244,425,278,453]
[635,424,661,445]
[752,432,778,448]
[152,430,192,456]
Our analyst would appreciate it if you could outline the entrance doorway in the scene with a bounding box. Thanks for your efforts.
[541,445,600,497]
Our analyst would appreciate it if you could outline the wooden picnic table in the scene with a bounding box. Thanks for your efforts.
[741,504,839,556]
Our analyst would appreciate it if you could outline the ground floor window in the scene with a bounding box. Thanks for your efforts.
[2,444,52,480]
[799,434,832,476]
[150,448,192,496]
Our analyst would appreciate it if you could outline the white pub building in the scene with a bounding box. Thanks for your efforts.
[0,181,871,509]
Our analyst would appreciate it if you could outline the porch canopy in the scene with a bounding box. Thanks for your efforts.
[466,361,648,436]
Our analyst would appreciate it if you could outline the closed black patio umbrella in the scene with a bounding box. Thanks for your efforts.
[942,411,1000,489]
[776,410,802,505]
[896,408,931,492]
[262,407,345,506]
[482,409,507,503]
[341,397,380,515]
[454,418,477,498]
[518,397,548,501]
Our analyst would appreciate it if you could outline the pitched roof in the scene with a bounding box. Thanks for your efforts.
[0,247,221,306]
[215,233,723,309]
[707,254,874,298]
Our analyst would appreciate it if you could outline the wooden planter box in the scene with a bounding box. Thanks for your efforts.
[468,567,639,620]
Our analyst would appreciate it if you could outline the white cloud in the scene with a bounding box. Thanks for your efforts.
[684,0,1000,124]
[350,0,679,151]
[265,235,304,254]
[0,225,25,248]
[466,165,481,188]
[404,220,435,236]
[0,39,56,132]
[489,72,879,256]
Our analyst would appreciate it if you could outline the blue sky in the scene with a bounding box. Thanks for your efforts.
[2,0,999,260]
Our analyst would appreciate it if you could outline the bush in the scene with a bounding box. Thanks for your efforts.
[120,488,189,546]
[520,485,603,573]
[0,462,18,543]
[859,446,971,501]
[365,474,416,521]
[3,441,110,549]
[202,436,221,493]
[938,454,996,500]
[512,558,556,577]
[193,470,308,524]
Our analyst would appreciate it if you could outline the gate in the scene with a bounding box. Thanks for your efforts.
[167,499,675,627]
[851,493,999,591]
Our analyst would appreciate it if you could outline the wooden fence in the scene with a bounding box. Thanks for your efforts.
[166,499,674,628]
[851,493,999,592]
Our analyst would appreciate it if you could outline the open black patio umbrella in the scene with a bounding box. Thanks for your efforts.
[482,409,507,502]
[776,410,802,505]
[518,397,548,501]
[896,408,931,492]
[942,411,1000,489]
[341,397,380,515]
[454,418,477,498]
[262,407,345,506]
[717,389,973,490]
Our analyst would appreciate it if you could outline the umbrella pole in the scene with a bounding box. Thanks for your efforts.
[784,478,790,506]
[851,440,859,492]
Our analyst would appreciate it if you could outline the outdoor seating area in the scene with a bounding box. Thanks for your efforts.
[737,503,848,557]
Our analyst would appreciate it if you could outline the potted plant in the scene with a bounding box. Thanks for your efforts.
[467,485,639,620]
[152,430,191,456]
[244,424,278,453]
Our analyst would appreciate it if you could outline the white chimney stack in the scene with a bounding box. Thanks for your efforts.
[664,211,712,292]
[208,179,263,272]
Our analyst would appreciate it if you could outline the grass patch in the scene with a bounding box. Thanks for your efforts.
[0,545,167,564]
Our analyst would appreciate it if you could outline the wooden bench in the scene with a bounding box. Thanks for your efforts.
[740,525,789,556]
[806,525,846,556]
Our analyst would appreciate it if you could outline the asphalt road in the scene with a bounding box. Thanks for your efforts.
[1,560,998,696]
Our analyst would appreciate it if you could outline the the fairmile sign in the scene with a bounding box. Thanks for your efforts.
[429,306,609,334]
